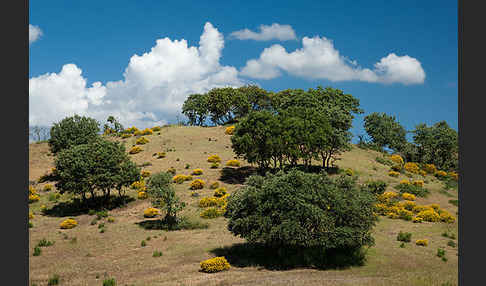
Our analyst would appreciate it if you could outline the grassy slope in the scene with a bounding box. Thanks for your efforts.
[28,126,458,286]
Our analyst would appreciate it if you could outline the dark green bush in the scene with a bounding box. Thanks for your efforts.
[47,274,60,285]
[102,278,116,286]
[394,183,429,197]
[361,180,388,195]
[447,240,456,248]
[225,169,377,251]
[48,115,100,154]
[396,231,412,243]
[33,246,41,256]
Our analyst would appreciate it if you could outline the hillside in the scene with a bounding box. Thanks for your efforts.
[28,125,458,286]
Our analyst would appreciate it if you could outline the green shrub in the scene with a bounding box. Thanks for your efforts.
[33,246,42,256]
[361,180,388,195]
[396,231,412,243]
[375,156,394,166]
[141,240,146,247]
[225,169,377,251]
[102,278,116,286]
[29,221,33,228]
[447,240,456,248]
[448,199,458,207]
[37,238,55,247]
[437,248,446,258]
[47,274,60,285]
[152,250,163,257]
[210,162,219,169]
[200,207,222,219]
[96,210,109,220]
[394,183,429,197]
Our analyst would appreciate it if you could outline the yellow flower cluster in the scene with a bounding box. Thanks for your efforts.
[226,160,241,167]
[136,136,150,145]
[415,239,428,246]
[225,126,235,135]
[423,164,437,174]
[390,154,404,165]
[141,128,153,135]
[419,170,427,177]
[190,179,205,190]
[344,168,354,176]
[151,126,161,132]
[29,186,40,203]
[125,126,139,134]
[143,207,160,218]
[435,170,448,178]
[172,174,192,184]
[412,180,424,187]
[43,184,53,192]
[167,167,176,175]
[121,133,132,139]
[138,191,148,200]
[207,154,221,163]
[199,195,228,208]
[439,209,456,223]
[412,216,423,223]
[141,170,151,178]
[399,179,411,185]
[200,207,226,219]
[131,180,146,191]
[129,146,143,154]
[29,212,34,220]
[416,209,440,222]
[399,200,417,211]
[404,162,420,174]
[388,170,400,177]
[200,256,231,273]
[378,191,399,203]
[157,152,166,158]
[448,171,459,181]
[214,187,227,198]
[60,218,77,229]
[401,193,416,201]
[191,169,203,175]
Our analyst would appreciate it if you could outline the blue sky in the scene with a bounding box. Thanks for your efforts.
[29,0,457,142]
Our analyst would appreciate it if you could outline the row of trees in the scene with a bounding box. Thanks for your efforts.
[363,112,458,171]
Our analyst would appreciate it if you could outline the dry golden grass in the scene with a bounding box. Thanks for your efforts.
[28,125,458,285]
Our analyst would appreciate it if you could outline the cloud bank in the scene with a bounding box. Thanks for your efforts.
[29,22,243,128]
[240,36,425,85]
[230,23,297,41]
[29,24,42,45]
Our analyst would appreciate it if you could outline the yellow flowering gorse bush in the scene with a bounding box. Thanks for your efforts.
[43,184,53,192]
[200,257,231,273]
[138,191,148,200]
[207,155,221,163]
[136,136,150,145]
[143,207,160,218]
[225,126,235,135]
[191,169,203,175]
[190,179,205,190]
[60,218,77,229]
[390,154,404,165]
[141,170,151,178]
[401,193,416,201]
[404,162,420,174]
[423,164,437,174]
[416,239,428,246]
[226,160,240,167]
[172,174,192,184]
[129,146,143,154]
[388,170,400,177]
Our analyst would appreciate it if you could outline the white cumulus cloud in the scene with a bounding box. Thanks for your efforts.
[230,23,297,41]
[240,36,425,85]
[29,24,42,45]
[29,22,244,128]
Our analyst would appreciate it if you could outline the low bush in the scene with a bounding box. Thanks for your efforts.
[435,170,448,180]
[153,250,163,257]
[60,218,77,229]
[390,154,404,165]
[207,155,222,163]
[191,169,203,175]
[394,183,429,197]
[37,238,55,247]
[190,179,205,190]
[447,240,456,247]
[47,274,60,285]
[396,231,412,242]
[388,171,400,177]
[214,187,227,198]
[401,193,416,201]
[138,191,148,200]
[167,167,176,175]
[412,216,423,223]
[129,146,143,154]
[199,196,227,208]
[226,160,240,167]
[210,162,219,169]
[423,163,437,174]
[173,174,192,184]
[136,136,150,145]
[404,162,420,174]
[29,194,40,203]
[209,182,220,189]
[33,246,41,256]
[361,180,388,195]
[200,256,231,273]
[412,180,424,187]
[375,156,394,166]
[225,126,235,135]
[416,239,428,246]
[344,168,354,176]
[400,200,416,211]
[141,170,151,178]
[437,248,446,258]
[200,207,223,219]
[157,152,166,158]
[102,278,116,286]
[43,184,53,192]
[151,126,161,132]
[144,207,160,218]
[416,209,440,222]
[121,133,132,139]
